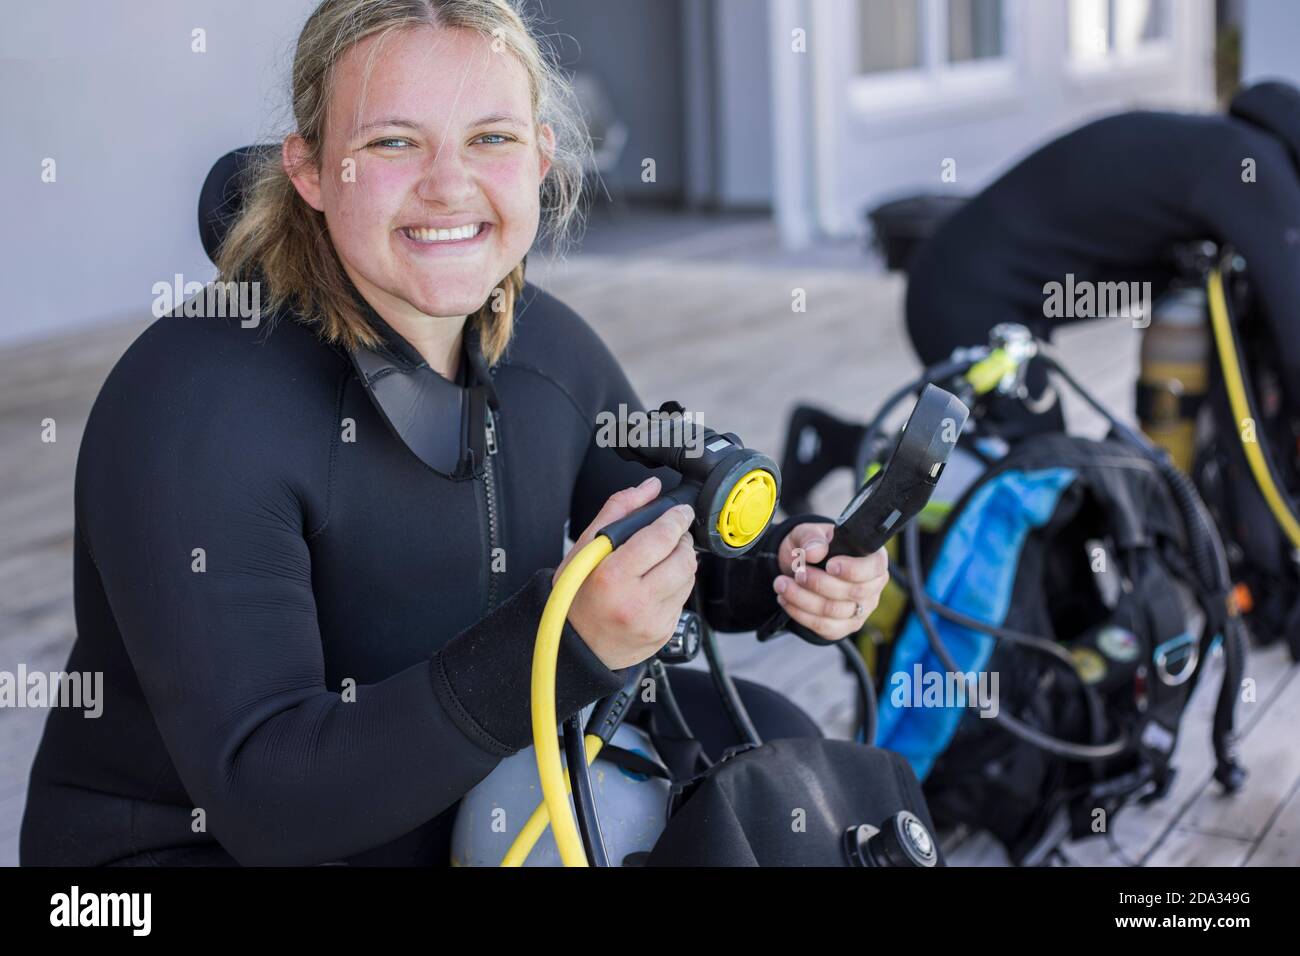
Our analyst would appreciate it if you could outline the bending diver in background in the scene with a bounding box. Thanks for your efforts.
[905,81,1300,435]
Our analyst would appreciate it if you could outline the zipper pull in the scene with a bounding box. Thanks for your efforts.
[485,411,498,456]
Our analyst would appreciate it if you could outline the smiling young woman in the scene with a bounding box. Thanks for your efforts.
[21,0,888,867]
[216,0,585,378]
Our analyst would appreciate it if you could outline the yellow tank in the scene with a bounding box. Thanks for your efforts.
[1138,286,1210,472]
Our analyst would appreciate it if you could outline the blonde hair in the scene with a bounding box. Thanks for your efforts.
[216,0,589,365]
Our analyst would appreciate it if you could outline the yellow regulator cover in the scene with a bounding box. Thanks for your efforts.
[717,468,778,547]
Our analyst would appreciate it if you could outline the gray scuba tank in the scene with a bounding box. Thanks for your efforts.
[450,721,671,866]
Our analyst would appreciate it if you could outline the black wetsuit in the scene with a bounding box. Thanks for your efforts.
[20,281,804,866]
[906,94,1300,404]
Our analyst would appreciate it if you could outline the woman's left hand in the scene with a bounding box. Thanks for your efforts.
[772,522,889,642]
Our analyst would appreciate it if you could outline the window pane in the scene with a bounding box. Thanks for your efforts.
[858,0,922,74]
[1069,0,1110,61]
[949,0,1004,63]
[1114,0,1168,52]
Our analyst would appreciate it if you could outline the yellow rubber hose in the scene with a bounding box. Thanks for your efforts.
[1206,268,1300,550]
[499,734,604,867]
[530,536,613,867]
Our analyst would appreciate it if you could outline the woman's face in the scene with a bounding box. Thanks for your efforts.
[289,25,553,322]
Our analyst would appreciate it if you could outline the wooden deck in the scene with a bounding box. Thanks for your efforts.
[2,240,1297,866]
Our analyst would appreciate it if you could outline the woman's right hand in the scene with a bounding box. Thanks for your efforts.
[555,476,699,671]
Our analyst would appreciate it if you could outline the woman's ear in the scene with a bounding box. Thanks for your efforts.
[536,122,555,181]
[283,133,325,212]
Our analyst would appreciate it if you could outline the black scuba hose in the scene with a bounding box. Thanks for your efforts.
[1041,348,1225,594]
[701,622,762,747]
[1154,457,1247,788]
[854,358,973,481]
[562,714,609,866]
[647,658,697,743]
[838,637,878,745]
[1038,350,1246,788]
[888,559,1108,747]
[904,520,1128,761]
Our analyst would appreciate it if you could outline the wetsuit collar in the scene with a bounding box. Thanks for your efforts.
[344,279,499,481]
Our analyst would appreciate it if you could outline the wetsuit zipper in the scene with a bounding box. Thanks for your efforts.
[483,409,501,614]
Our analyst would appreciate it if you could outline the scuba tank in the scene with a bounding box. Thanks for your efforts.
[451,720,670,867]
[1136,243,1215,472]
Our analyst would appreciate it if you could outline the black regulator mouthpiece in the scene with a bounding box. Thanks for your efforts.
[600,402,781,558]
[758,384,969,645]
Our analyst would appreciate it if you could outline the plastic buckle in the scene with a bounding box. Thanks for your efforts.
[1153,631,1198,686]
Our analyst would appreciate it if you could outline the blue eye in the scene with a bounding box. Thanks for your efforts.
[475,133,515,145]
[370,138,412,149]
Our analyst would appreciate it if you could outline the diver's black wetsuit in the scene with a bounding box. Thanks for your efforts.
[906,84,1300,402]
[20,281,804,867]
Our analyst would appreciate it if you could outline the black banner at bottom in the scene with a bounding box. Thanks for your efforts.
[0,864,1288,940]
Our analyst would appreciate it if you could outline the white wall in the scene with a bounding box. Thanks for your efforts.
[0,0,318,347]
[775,0,1216,242]
[1242,0,1300,86]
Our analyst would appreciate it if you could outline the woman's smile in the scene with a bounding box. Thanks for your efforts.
[283,21,552,342]
[397,221,493,255]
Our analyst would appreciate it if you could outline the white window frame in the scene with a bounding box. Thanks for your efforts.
[840,0,1023,121]
[1065,0,1176,86]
